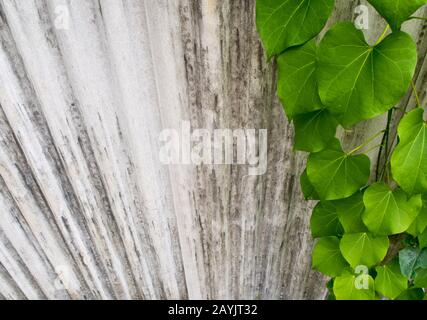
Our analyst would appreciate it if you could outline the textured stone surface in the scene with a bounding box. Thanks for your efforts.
[0,0,426,300]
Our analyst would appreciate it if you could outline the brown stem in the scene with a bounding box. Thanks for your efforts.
[381,234,407,265]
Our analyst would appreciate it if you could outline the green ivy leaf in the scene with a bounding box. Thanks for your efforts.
[300,169,319,200]
[362,183,422,236]
[407,195,427,236]
[368,0,427,31]
[312,237,349,277]
[391,108,427,195]
[395,288,425,300]
[306,141,370,200]
[294,110,338,152]
[317,22,417,127]
[414,268,427,288]
[334,191,368,233]
[375,260,408,299]
[310,201,344,238]
[256,0,335,58]
[333,273,376,300]
[340,232,389,268]
[399,247,427,278]
[277,40,324,119]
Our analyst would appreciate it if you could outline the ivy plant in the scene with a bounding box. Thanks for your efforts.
[256,0,427,300]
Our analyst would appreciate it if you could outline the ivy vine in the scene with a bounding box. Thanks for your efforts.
[256,0,427,300]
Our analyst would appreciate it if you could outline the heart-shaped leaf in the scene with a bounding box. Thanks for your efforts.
[312,237,349,277]
[294,109,338,152]
[362,183,422,235]
[333,191,368,233]
[310,201,344,238]
[333,273,376,300]
[317,22,417,127]
[256,0,335,58]
[391,108,427,195]
[375,260,408,299]
[277,40,323,119]
[340,232,389,268]
[307,140,370,200]
[368,0,427,31]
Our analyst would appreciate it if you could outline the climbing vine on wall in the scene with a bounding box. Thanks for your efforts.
[256,0,427,300]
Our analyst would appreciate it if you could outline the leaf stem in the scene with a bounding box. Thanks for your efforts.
[347,130,385,155]
[377,109,393,181]
[411,80,421,108]
[363,144,385,155]
[386,82,421,158]
[375,25,390,45]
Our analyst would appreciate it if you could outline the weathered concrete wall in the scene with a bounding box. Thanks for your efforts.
[0,0,426,300]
